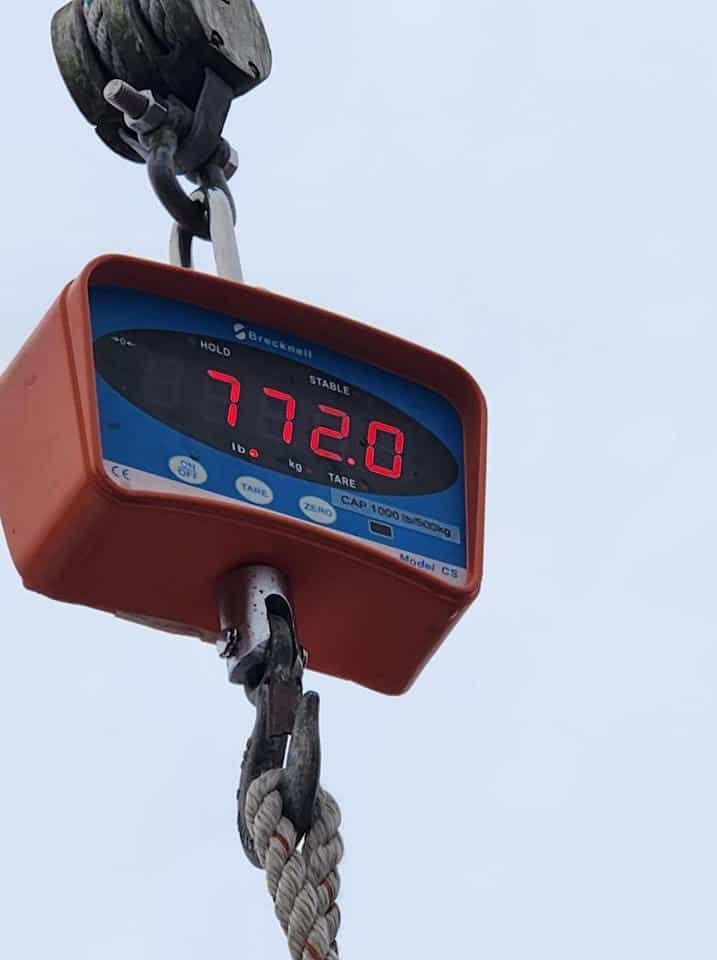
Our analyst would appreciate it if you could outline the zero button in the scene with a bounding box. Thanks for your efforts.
[299,496,337,526]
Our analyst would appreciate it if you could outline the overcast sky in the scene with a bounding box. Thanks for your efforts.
[1,2,716,957]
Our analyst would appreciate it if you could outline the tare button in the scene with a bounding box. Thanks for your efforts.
[235,476,274,506]
[299,496,337,526]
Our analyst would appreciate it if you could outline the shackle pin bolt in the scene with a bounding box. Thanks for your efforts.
[104,79,149,119]
[103,80,168,135]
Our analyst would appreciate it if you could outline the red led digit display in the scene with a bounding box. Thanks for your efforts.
[366,421,405,479]
[204,381,408,478]
[310,405,351,462]
[95,330,459,496]
[263,387,297,444]
[208,369,241,427]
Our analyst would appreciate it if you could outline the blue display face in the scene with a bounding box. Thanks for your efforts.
[90,286,467,583]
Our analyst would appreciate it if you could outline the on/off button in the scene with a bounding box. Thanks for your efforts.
[299,496,337,526]
[168,456,207,486]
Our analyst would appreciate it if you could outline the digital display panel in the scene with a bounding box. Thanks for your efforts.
[90,285,468,585]
[94,330,458,497]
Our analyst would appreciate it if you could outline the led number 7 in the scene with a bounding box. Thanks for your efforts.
[263,387,297,444]
[207,370,241,427]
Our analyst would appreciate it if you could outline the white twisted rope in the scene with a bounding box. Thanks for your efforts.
[246,770,344,960]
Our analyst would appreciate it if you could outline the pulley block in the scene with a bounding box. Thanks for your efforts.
[52,0,271,162]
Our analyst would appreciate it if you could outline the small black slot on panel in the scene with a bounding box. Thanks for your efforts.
[369,520,394,539]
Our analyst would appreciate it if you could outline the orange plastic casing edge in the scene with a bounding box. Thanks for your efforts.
[0,256,487,695]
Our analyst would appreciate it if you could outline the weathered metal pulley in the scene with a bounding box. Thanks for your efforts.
[52,0,271,163]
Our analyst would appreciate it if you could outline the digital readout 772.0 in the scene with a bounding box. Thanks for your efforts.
[207,369,405,479]
[94,329,459,496]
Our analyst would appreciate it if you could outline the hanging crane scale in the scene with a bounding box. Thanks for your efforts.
[2,2,489,953]
[0,254,486,695]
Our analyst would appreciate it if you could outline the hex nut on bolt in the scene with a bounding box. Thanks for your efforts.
[104,80,167,135]
[124,90,168,135]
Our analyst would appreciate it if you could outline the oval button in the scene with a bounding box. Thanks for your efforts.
[299,496,337,526]
[168,456,207,486]
[236,476,274,506]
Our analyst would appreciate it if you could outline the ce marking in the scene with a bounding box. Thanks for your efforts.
[111,465,132,483]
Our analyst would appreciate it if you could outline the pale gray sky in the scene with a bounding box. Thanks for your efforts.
[1,2,716,957]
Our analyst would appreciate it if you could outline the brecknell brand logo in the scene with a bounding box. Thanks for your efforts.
[232,321,313,359]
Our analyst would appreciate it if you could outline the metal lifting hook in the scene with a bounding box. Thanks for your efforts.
[238,641,321,867]
[217,567,321,868]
